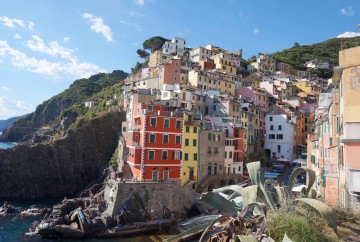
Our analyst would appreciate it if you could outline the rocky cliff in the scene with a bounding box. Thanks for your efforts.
[0,110,126,198]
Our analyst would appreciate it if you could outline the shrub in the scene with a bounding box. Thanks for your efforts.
[267,210,340,242]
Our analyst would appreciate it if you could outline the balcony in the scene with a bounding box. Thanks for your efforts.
[141,109,181,117]
[184,120,201,126]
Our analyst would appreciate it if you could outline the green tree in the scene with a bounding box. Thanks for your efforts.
[142,36,169,53]
[136,49,150,59]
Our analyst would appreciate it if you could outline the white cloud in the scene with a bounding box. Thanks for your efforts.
[14,33,21,39]
[134,0,145,5]
[26,35,75,61]
[82,13,113,42]
[0,96,33,119]
[63,37,70,42]
[238,12,249,18]
[0,16,25,28]
[28,21,34,30]
[120,20,142,31]
[340,6,354,16]
[1,86,11,91]
[0,38,105,80]
[253,28,260,34]
[129,11,144,17]
[337,32,360,38]
[120,20,131,26]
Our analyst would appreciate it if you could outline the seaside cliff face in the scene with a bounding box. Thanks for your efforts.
[0,110,126,198]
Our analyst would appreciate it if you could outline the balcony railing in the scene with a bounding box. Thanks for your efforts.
[140,109,181,117]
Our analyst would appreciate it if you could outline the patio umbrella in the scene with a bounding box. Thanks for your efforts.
[292,158,306,165]
[277,158,290,162]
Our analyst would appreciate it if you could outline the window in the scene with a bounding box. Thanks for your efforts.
[269,116,273,121]
[149,134,155,143]
[277,134,283,139]
[186,126,190,132]
[163,134,169,144]
[184,153,189,161]
[207,147,212,154]
[194,153,197,160]
[208,133,211,140]
[162,151,168,160]
[176,120,181,129]
[148,150,155,160]
[185,139,189,146]
[270,125,274,130]
[269,134,276,139]
[164,119,170,128]
[150,118,156,127]
[229,151,233,158]
[147,105,153,111]
[277,145,281,153]
[278,125,282,130]
[193,127,197,133]
[173,151,181,160]
[175,135,181,144]
[225,152,227,158]
[193,139,197,146]
[214,147,219,154]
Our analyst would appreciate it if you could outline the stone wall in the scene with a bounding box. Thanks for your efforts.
[104,179,200,219]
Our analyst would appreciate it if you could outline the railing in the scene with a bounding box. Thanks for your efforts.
[184,120,201,126]
[140,109,181,117]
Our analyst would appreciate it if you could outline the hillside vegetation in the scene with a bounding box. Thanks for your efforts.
[271,37,360,70]
[14,70,127,128]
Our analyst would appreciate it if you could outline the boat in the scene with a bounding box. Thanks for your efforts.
[96,219,174,238]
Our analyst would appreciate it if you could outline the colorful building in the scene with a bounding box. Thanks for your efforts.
[127,103,183,182]
[181,112,201,188]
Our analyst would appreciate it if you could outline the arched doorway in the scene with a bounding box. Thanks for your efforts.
[208,183,215,191]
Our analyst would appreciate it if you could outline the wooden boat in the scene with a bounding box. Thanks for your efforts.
[96,219,174,238]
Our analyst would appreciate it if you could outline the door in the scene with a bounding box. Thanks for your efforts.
[164,169,169,181]
[189,168,194,180]
[152,169,158,182]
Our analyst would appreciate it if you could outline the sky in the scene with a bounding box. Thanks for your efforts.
[0,0,359,120]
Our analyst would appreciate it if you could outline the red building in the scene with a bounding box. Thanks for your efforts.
[199,58,216,71]
[127,103,183,182]
[159,59,181,86]
[233,126,244,163]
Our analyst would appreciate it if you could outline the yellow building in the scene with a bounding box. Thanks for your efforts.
[188,69,237,95]
[295,80,322,93]
[181,112,200,188]
[211,52,237,75]
[148,50,172,67]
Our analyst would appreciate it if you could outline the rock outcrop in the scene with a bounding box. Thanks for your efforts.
[0,110,126,198]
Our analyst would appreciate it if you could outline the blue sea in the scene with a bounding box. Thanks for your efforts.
[0,142,16,149]
[0,198,171,242]
[0,132,16,150]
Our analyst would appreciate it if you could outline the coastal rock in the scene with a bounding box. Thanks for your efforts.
[0,111,126,198]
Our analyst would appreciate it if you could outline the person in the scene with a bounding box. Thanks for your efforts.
[3,201,13,209]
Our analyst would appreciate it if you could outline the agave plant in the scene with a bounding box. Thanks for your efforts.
[166,161,336,242]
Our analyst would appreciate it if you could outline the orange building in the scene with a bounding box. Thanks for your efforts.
[159,58,182,86]
[127,103,183,182]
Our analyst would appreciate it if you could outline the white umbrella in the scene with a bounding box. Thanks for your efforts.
[292,158,306,165]
[277,158,290,162]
